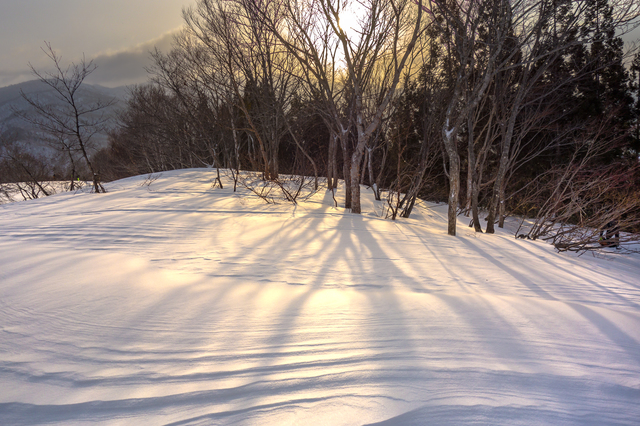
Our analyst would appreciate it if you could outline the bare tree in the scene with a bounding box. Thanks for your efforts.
[515,114,640,252]
[180,0,302,181]
[0,132,55,202]
[18,43,115,193]
[425,0,517,235]
[247,0,426,213]
[243,0,355,203]
[424,0,640,236]
[484,0,640,233]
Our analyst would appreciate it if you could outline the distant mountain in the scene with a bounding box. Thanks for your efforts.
[0,80,127,157]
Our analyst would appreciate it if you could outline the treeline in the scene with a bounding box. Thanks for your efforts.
[10,0,640,248]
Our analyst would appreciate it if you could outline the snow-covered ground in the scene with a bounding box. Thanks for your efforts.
[1,169,639,425]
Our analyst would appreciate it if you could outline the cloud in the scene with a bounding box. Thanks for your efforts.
[0,29,179,89]
[86,29,179,88]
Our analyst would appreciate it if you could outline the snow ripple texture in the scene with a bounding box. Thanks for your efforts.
[1,169,639,425]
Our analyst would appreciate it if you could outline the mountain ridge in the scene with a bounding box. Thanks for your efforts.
[0,79,128,157]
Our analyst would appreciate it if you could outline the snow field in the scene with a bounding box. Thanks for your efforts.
[0,169,639,425]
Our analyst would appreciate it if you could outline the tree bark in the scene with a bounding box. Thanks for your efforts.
[447,147,461,236]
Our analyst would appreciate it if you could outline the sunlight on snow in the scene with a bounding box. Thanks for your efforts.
[0,169,639,425]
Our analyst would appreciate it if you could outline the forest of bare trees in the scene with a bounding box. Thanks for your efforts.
[4,0,640,250]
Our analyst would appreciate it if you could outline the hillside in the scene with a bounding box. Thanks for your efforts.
[0,79,126,156]
[0,169,639,425]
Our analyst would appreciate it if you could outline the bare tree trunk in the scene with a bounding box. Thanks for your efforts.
[340,131,352,209]
[367,146,380,200]
[467,112,482,232]
[486,117,514,233]
[349,134,366,214]
[327,133,338,190]
[67,149,77,191]
[444,133,461,236]
[230,110,241,192]
[465,111,474,217]
[361,148,368,186]
[465,162,473,215]
[498,182,506,228]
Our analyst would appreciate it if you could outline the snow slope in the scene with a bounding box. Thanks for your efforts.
[0,169,639,425]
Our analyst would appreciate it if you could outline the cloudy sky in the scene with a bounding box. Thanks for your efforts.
[1,1,639,90]
[0,0,195,88]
